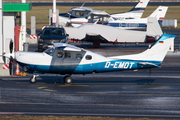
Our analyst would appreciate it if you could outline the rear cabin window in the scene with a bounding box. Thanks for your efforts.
[86,55,92,60]
[76,54,83,59]
[65,52,71,58]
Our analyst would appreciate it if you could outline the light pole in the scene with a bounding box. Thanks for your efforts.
[21,0,26,51]
[0,0,4,63]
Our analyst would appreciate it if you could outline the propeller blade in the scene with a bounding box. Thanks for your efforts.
[9,56,14,75]
[9,40,13,54]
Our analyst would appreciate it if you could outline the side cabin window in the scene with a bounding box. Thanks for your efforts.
[76,54,82,60]
[44,48,55,56]
[65,52,71,58]
[57,51,64,58]
[86,55,92,60]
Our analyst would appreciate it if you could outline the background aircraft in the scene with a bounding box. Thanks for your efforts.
[108,6,168,29]
[60,0,149,26]
[4,33,176,84]
[65,17,163,47]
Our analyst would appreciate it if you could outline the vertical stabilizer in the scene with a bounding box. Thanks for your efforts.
[146,17,163,37]
[110,0,149,19]
[139,34,176,62]
[149,6,168,26]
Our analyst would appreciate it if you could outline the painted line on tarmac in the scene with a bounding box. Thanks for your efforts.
[43,89,57,92]
[38,86,48,89]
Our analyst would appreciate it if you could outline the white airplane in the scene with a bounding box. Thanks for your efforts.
[4,33,176,84]
[107,6,168,29]
[65,17,163,47]
[61,0,149,27]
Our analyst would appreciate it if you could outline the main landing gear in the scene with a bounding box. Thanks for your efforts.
[63,75,73,84]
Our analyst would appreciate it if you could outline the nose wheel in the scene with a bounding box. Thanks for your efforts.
[30,75,39,83]
[63,75,73,84]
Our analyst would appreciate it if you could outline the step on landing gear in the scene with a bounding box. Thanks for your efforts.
[30,75,39,83]
[63,75,73,84]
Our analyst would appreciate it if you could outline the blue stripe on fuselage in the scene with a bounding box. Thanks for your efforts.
[17,60,161,74]
[108,20,163,28]
[74,60,161,74]
[108,23,146,28]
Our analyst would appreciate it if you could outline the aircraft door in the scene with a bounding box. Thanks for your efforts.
[49,49,65,73]
[49,49,85,74]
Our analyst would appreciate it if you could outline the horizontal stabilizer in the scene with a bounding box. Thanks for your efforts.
[137,62,160,68]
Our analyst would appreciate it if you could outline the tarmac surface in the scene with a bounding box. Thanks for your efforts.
[0,57,180,118]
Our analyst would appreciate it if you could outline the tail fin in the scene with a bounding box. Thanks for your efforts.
[146,17,163,37]
[111,34,176,64]
[138,34,176,62]
[110,0,149,19]
[128,0,150,18]
[149,6,168,26]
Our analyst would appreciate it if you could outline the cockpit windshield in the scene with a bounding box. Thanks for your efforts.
[44,48,55,56]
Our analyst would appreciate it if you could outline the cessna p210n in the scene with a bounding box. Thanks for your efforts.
[4,34,175,84]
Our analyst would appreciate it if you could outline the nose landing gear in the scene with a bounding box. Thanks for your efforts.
[30,75,39,83]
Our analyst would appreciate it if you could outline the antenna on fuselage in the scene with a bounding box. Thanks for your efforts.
[81,3,85,7]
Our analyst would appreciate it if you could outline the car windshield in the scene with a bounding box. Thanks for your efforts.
[44,48,55,56]
[42,28,65,36]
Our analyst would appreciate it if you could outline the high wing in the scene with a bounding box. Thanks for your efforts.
[53,43,81,52]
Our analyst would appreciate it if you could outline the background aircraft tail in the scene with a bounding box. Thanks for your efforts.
[111,0,149,19]
[127,0,150,18]
[149,6,168,26]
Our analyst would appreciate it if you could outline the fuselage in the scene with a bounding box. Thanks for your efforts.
[15,48,161,75]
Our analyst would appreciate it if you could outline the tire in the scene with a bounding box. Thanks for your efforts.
[30,76,36,83]
[63,76,73,84]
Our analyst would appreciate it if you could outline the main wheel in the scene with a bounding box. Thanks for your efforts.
[63,76,73,84]
[30,76,36,83]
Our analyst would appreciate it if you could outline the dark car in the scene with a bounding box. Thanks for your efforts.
[38,27,69,52]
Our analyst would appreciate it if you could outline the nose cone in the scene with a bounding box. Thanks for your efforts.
[4,52,14,59]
